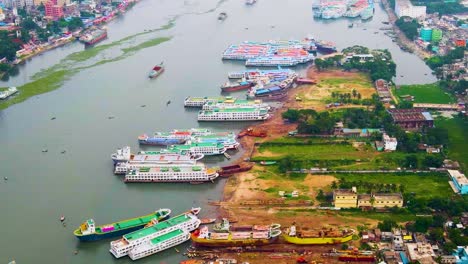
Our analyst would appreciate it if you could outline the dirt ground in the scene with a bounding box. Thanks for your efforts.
[186,69,381,264]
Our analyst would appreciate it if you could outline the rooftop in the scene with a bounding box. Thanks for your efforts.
[387,109,433,122]
[334,189,356,195]
[171,142,224,148]
[200,107,268,114]
[124,213,191,241]
[448,170,468,185]
[150,229,184,245]
[373,193,403,201]
[129,164,206,174]
[131,153,192,162]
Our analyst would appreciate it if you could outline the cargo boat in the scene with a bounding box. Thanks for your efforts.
[73,208,171,242]
[283,225,354,244]
[250,92,287,101]
[0,87,18,100]
[79,28,107,45]
[315,40,337,54]
[295,78,317,85]
[339,253,375,262]
[221,80,255,92]
[168,142,227,156]
[198,107,270,121]
[191,220,281,247]
[110,208,201,258]
[124,164,219,183]
[218,163,253,177]
[111,146,204,164]
[149,63,164,79]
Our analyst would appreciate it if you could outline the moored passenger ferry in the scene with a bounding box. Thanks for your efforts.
[110,208,201,258]
[124,164,219,183]
[111,146,204,164]
[202,100,269,111]
[167,142,227,156]
[184,96,226,107]
[198,107,270,121]
[138,128,212,146]
[194,133,239,149]
[128,229,191,260]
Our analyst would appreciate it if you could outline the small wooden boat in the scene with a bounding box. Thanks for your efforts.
[218,12,227,20]
[149,62,164,78]
[60,215,65,222]
[200,218,216,225]
[260,161,277,166]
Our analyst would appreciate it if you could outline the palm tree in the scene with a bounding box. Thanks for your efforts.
[352,89,357,98]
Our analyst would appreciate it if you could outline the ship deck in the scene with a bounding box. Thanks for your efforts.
[124,214,191,241]
[105,212,164,231]
[132,154,193,162]
[150,229,184,245]
[129,164,206,174]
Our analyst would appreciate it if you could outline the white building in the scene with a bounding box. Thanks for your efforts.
[383,133,398,151]
[395,0,426,19]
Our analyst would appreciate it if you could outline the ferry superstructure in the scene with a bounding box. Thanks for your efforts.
[228,69,295,79]
[168,142,226,156]
[110,208,201,258]
[245,55,314,67]
[202,100,269,111]
[111,146,204,164]
[128,229,191,260]
[198,108,270,121]
[124,164,219,183]
[138,129,212,146]
[184,96,226,107]
[194,133,240,149]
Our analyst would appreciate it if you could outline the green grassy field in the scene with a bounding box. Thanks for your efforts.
[335,173,452,199]
[436,117,468,173]
[394,83,455,104]
[253,137,440,170]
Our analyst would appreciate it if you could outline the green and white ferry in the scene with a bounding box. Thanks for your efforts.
[124,164,219,183]
[197,107,270,121]
[110,208,201,258]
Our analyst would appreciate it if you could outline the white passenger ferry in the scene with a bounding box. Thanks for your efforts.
[167,142,226,156]
[110,208,201,258]
[124,164,219,183]
[183,96,225,107]
[0,87,18,100]
[128,229,190,260]
[198,107,270,121]
[202,100,269,111]
[111,146,204,164]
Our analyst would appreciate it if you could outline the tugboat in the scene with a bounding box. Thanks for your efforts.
[218,12,227,20]
[149,62,164,79]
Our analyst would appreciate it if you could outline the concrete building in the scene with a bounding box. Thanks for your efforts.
[393,235,404,251]
[395,0,426,19]
[334,190,403,208]
[420,27,433,42]
[333,189,358,208]
[373,193,404,208]
[383,133,398,151]
[388,109,434,131]
[448,170,468,195]
[432,29,443,42]
[406,243,436,263]
[45,0,63,20]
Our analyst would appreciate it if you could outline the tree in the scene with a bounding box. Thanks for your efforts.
[443,242,457,254]
[37,2,45,11]
[398,100,413,109]
[0,31,20,61]
[278,155,293,173]
[67,17,84,31]
[316,189,325,201]
[377,219,398,232]
[21,18,38,31]
[282,109,301,122]
[425,127,449,146]
[422,155,443,168]
[429,228,444,242]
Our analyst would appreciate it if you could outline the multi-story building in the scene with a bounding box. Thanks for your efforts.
[395,0,426,19]
[372,193,404,208]
[383,133,398,151]
[45,0,63,20]
[333,189,358,208]
[406,243,436,263]
[432,29,443,42]
[420,27,432,42]
[334,189,403,208]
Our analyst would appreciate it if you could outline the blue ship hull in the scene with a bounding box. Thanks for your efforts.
[76,225,143,242]
[138,138,185,146]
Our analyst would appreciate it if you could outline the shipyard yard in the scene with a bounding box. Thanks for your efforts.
[0,0,464,263]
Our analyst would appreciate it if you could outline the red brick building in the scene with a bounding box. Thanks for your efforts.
[387,109,434,131]
[45,0,64,20]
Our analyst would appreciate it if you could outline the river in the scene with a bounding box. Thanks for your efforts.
[0,0,436,263]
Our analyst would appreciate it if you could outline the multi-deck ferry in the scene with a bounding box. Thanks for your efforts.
[198,107,270,121]
[111,146,204,164]
[73,209,171,241]
[168,142,227,156]
[194,133,240,149]
[138,129,213,146]
[128,229,190,260]
[124,164,219,183]
[184,96,226,107]
[282,225,355,244]
[221,80,255,92]
[202,99,268,111]
[110,208,201,258]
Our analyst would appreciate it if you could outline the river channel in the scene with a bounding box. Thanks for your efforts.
[0,0,437,263]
